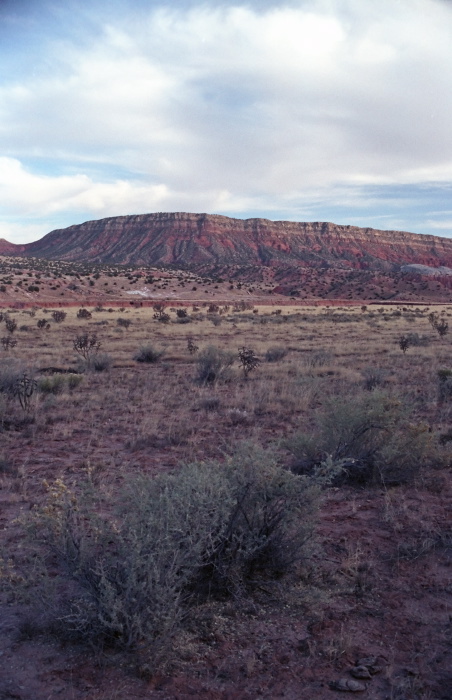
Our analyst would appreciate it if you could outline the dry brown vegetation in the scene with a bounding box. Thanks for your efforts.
[2,253,452,308]
[0,302,451,699]
[0,256,274,307]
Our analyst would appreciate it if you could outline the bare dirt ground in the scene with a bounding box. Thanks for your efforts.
[0,302,451,700]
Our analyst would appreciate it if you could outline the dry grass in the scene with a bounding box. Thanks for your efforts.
[0,302,451,697]
[1,303,452,467]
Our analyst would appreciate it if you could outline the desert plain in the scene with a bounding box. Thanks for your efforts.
[0,261,450,700]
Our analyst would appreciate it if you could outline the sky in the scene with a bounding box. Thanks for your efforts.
[1,0,452,244]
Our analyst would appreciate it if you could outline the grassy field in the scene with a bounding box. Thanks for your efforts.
[0,302,451,699]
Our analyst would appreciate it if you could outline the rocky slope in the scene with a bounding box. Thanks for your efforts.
[2,212,452,271]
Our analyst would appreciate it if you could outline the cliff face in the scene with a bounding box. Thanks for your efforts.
[1,212,452,270]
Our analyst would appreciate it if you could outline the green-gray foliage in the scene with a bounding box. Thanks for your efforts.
[37,375,66,394]
[196,345,234,384]
[285,391,431,485]
[265,346,288,362]
[437,369,452,402]
[67,373,83,391]
[0,361,24,397]
[18,444,323,667]
[133,344,164,363]
[88,352,112,372]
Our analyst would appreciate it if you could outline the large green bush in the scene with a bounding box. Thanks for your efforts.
[20,444,323,666]
[285,391,431,485]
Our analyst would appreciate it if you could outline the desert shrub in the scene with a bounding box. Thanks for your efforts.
[285,391,431,485]
[77,308,92,320]
[0,362,24,396]
[4,317,17,334]
[52,311,67,324]
[37,375,65,395]
[153,303,170,323]
[73,333,101,361]
[265,346,288,362]
[0,455,14,474]
[362,367,387,391]
[37,319,50,330]
[176,308,187,318]
[227,408,250,426]
[404,332,430,347]
[198,396,221,412]
[13,373,37,411]
[1,337,17,351]
[88,352,112,372]
[195,346,234,385]
[398,335,411,353]
[436,319,449,337]
[187,336,199,355]
[428,311,439,328]
[117,317,131,329]
[305,350,332,368]
[133,345,164,363]
[188,443,322,597]
[439,428,452,445]
[429,311,449,338]
[67,374,83,391]
[20,444,322,663]
[238,347,261,378]
[437,369,452,402]
[233,301,253,312]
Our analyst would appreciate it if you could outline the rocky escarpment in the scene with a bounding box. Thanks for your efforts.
[1,212,452,271]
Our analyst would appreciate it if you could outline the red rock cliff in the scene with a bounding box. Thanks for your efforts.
[1,212,452,270]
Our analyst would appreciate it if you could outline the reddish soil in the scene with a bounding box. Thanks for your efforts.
[3,246,452,309]
[1,471,451,700]
[0,284,451,699]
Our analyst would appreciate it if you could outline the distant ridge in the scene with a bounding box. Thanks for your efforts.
[1,212,452,271]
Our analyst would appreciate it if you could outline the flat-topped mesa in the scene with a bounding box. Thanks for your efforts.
[1,212,452,270]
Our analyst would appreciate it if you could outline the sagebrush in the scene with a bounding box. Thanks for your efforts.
[18,444,324,668]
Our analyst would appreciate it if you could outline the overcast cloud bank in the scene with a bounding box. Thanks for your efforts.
[1,0,451,243]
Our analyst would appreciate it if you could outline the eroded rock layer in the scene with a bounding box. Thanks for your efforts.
[1,212,452,271]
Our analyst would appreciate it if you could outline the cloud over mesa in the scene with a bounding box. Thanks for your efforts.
[1,0,452,242]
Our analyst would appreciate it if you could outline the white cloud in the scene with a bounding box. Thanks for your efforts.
[1,0,452,241]
[0,221,47,245]
[426,219,452,230]
[0,156,260,226]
